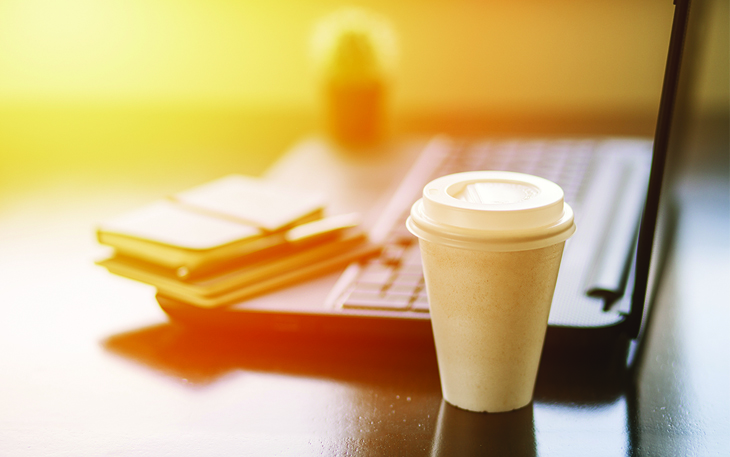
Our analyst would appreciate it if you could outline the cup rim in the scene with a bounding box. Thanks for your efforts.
[407,171,576,252]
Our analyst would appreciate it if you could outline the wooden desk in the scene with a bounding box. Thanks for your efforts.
[1,108,727,455]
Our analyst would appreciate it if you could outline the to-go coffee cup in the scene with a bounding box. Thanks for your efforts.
[406,171,576,412]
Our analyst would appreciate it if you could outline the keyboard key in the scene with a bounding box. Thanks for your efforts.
[411,293,430,313]
[401,247,423,266]
[352,281,383,290]
[391,273,423,288]
[343,289,411,311]
[357,265,393,285]
[398,264,425,275]
[389,283,419,294]
[380,244,408,266]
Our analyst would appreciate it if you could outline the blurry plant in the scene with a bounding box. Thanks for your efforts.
[311,7,398,83]
[310,8,398,147]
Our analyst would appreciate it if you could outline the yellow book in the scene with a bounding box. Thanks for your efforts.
[97,227,379,308]
[171,174,325,231]
[97,227,366,297]
[97,175,325,275]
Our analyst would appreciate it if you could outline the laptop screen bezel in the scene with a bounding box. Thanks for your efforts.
[627,0,691,338]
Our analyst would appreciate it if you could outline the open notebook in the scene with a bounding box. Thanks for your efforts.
[155,0,690,356]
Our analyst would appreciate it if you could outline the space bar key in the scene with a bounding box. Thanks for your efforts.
[342,292,411,311]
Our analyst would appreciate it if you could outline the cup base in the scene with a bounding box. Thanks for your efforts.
[444,395,533,414]
[420,240,566,416]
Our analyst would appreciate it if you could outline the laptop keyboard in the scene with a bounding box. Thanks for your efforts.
[339,139,596,313]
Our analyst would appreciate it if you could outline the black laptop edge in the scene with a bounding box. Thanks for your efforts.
[625,0,690,340]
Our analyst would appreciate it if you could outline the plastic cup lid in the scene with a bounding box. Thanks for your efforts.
[407,171,576,251]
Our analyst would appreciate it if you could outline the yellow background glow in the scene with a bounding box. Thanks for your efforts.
[0,0,687,111]
[0,0,726,181]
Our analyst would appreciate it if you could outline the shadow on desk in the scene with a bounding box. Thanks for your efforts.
[102,321,652,455]
[103,321,631,397]
[102,322,442,391]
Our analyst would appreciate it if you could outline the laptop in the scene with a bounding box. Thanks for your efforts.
[156,0,690,356]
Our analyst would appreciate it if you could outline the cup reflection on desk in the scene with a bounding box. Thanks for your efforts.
[430,400,536,457]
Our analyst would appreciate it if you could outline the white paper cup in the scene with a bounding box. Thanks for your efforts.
[407,171,576,412]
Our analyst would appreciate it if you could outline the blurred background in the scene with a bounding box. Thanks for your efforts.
[0,0,726,191]
[0,3,726,454]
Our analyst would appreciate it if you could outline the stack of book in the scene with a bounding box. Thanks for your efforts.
[96,175,378,308]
